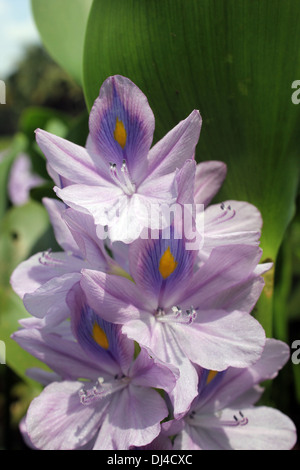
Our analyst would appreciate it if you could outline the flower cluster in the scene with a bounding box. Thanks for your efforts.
[11,75,296,450]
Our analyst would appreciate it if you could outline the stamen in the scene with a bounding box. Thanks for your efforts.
[38,249,65,267]
[157,305,198,325]
[79,375,129,406]
[108,161,135,195]
[221,411,248,427]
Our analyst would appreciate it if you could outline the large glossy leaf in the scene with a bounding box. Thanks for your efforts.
[31,0,93,85]
[83,0,300,334]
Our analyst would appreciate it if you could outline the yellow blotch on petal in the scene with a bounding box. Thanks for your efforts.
[114,118,127,149]
[206,370,218,385]
[92,323,109,350]
[159,246,178,279]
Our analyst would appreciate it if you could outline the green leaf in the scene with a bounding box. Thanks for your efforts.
[83,0,300,334]
[0,286,49,387]
[0,201,51,287]
[31,0,93,85]
[0,201,56,384]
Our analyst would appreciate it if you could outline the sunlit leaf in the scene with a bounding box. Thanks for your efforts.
[31,0,93,85]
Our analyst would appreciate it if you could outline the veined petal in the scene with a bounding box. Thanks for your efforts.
[194,161,227,207]
[35,129,108,186]
[181,245,264,311]
[146,110,201,180]
[93,385,169,450]
[173,309,265,371]
[128,226,196,307]
[198,200,262,260]
[186,406,297,450]
[129,347,178,394]
[68,283,134,376]
[42,198,81,256]
[25,381,109,450]
[23,272,81,326]
[61,207,113,269]
[81,270,149,323]
[55,184,124,227]
[11,327,102,381]
[198,339,291,413]
[88,75,155,185]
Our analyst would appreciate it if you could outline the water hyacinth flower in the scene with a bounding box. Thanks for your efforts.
[81,222,268,418]
[35,75,202,242]
[169,339,297,450]
[8,153,45,206]
[12,284,177,450]
[10,197,125,328]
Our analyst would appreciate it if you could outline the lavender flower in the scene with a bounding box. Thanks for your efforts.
[169,339,297,450]
[12,284,177,450]
[35,75,202,242]
[81,223,267,417]
[10,198,125,327]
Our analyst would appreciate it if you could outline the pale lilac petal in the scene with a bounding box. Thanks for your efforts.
[10,252,83,299]
[61,207,112,268]
[81,270,150,323]
[11,328,101,381]
[42,198,80,255]
[185,406,297,450]
[122,320,199,418]
[129,347,178,393]
[199,339,291,413]
[68,283,133,376]
[180,245,264,311]
[194,160,227,206]
[175,159,196,205]
[55,184,124,227]
[8,154,45,206]
[174,309,265,370]
[25,381,108,450]
[146,110,201,180]
[198,200,262,260]
[23,273,81,325]
[88,75,155,185]
[35,129,109,186]
[93,385,168,450]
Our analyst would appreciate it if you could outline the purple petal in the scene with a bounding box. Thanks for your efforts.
[181,244,264,311]
[88,75,155,185]
[68,283,134,375]
[25,381,108,450]
[93,385,168,450]
[35,128,111,186]
[12,327,102,381]
[198,200,262,261]
[198,339,291,413]
[173,309,265,370]
[129,347,178,393]
[194,160,227,207]
[8,153,45,206]
[42,198,80,255]
[23,273,81,326]
[128,226,196,308]
[145,110,201,180]
[183,406,297,450]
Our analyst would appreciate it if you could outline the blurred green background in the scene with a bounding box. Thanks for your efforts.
[0,0,299,449]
